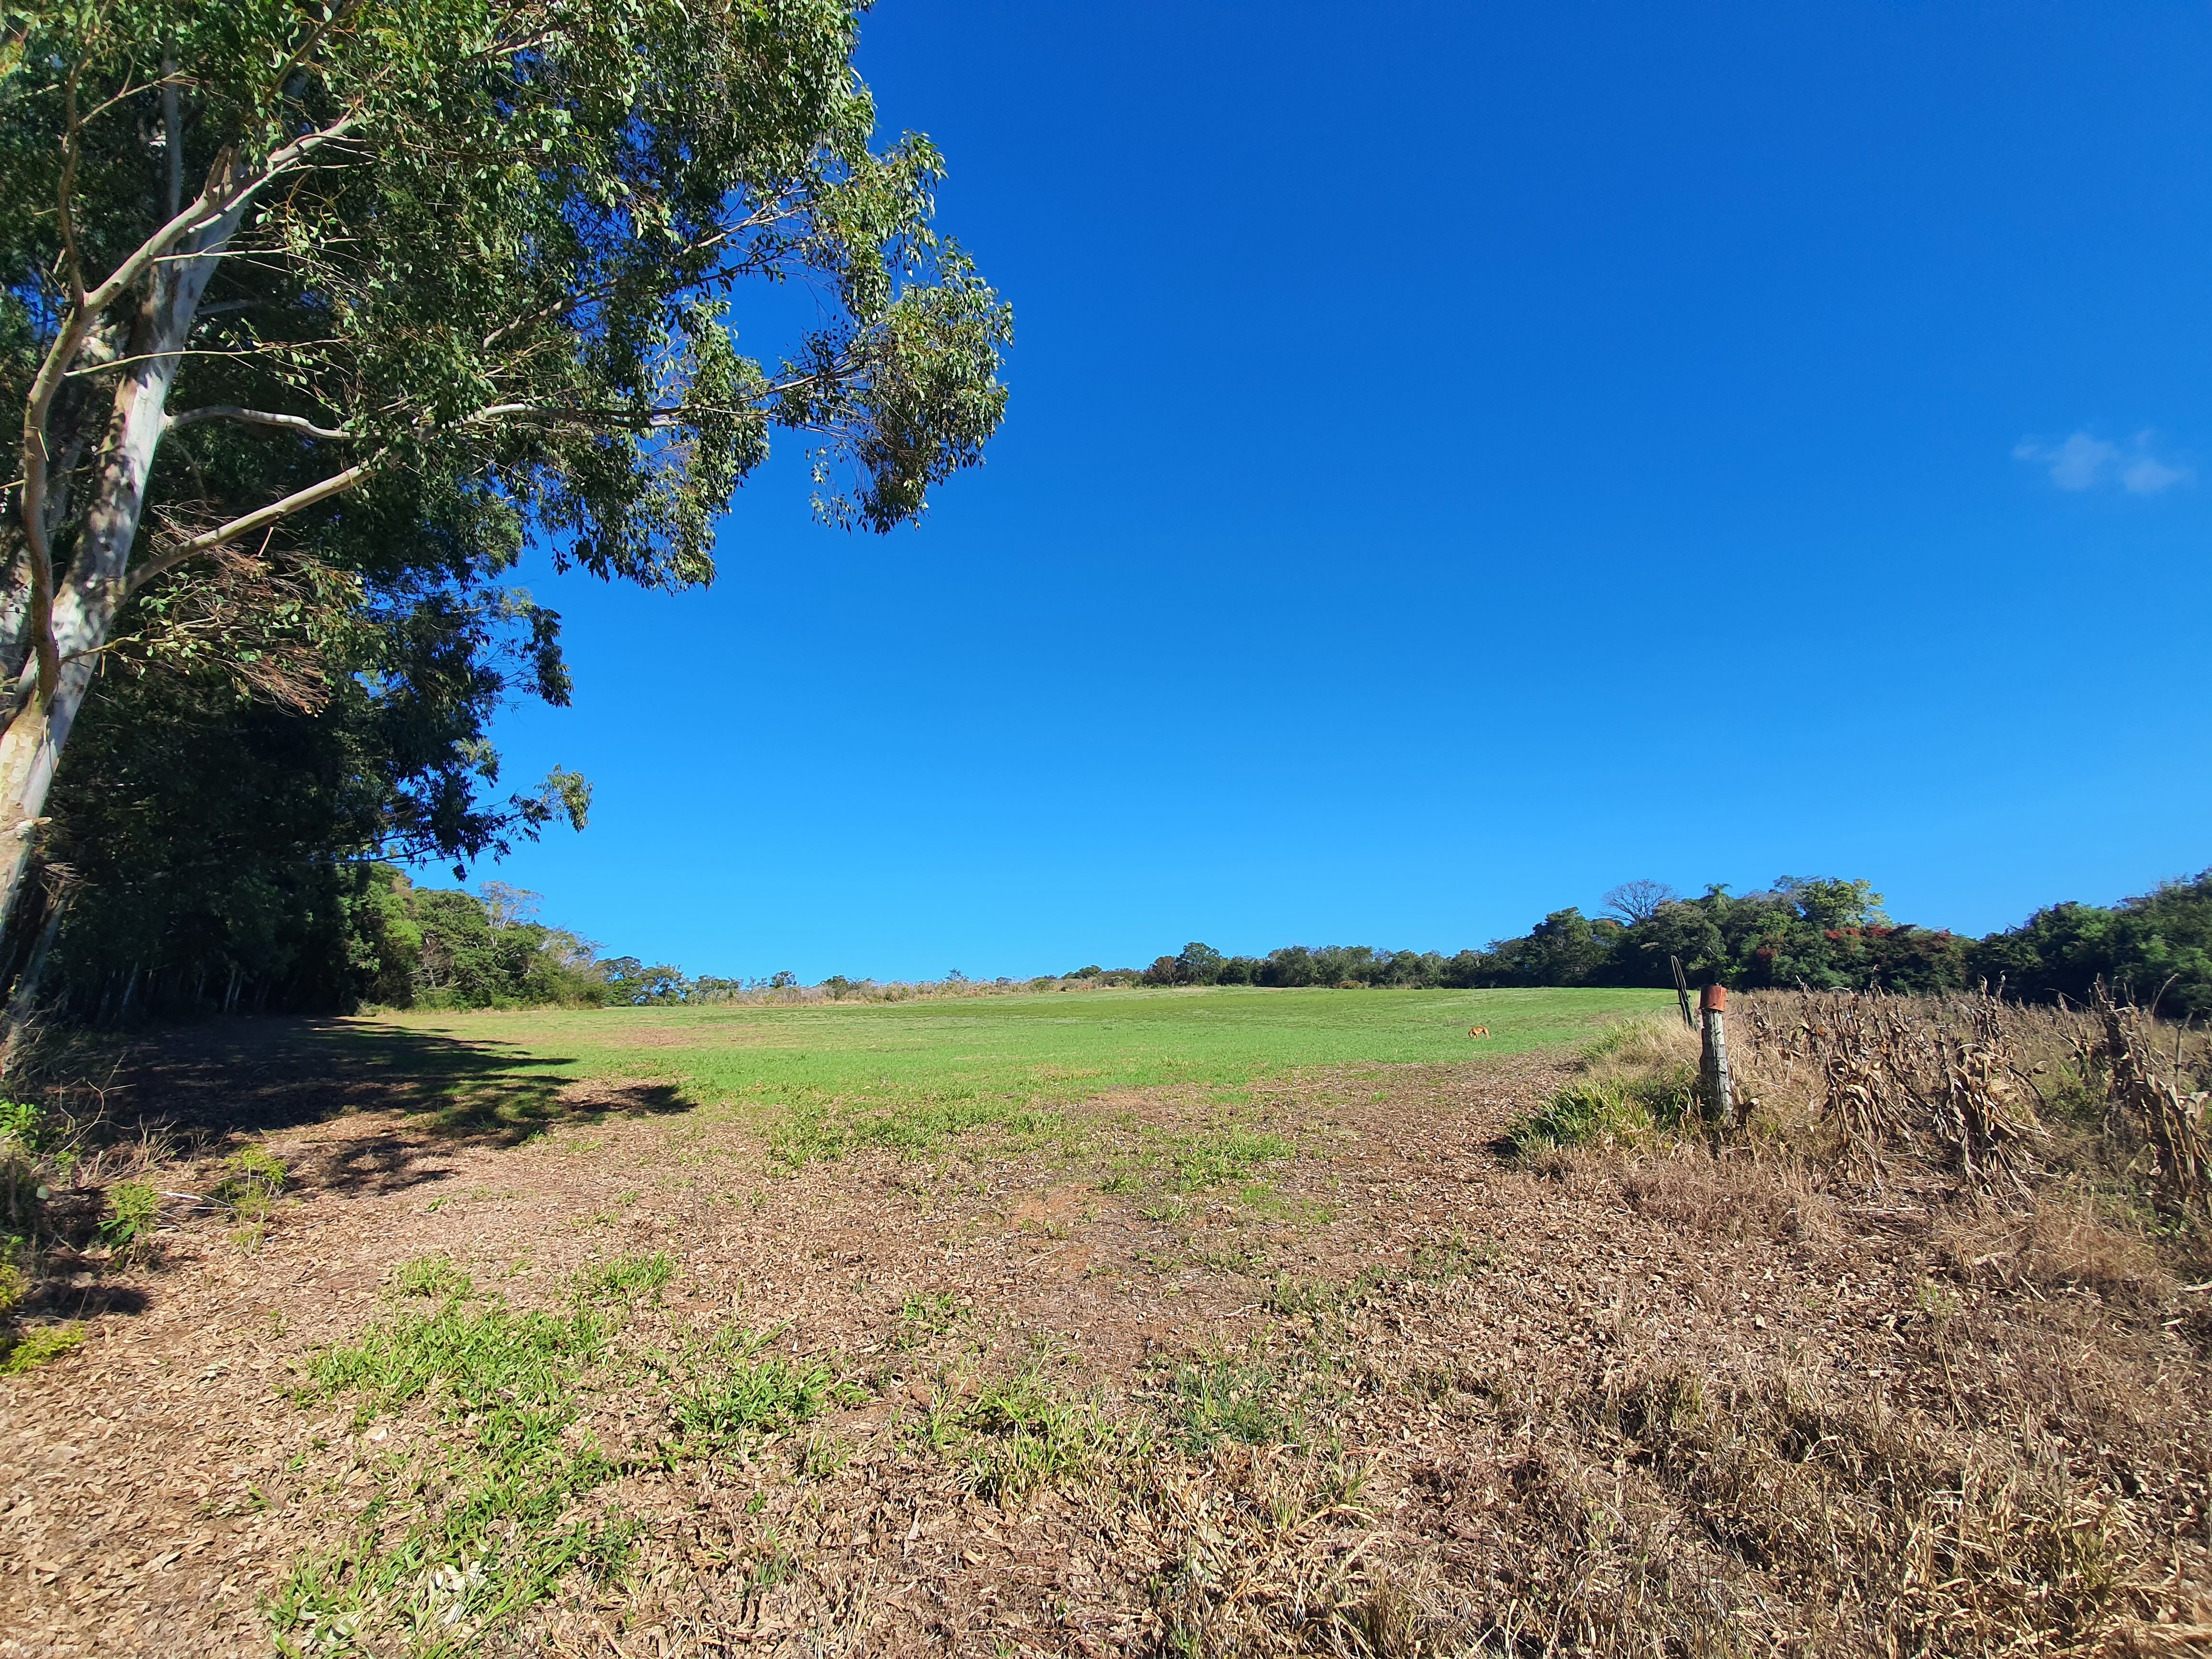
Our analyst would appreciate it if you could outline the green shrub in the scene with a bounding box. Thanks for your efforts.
[212,1146,287,1224]
[0,1098,46,1150]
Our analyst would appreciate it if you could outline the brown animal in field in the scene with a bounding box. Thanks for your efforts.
[1468,1025,1489,1038]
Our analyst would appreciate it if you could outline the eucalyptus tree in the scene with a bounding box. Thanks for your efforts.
[0,0,1010,932]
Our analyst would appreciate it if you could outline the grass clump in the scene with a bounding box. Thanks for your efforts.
[1504,1013,1702,1155]
[1505,1069,1697,1156]
[951,1367,1116,1501]
[670,1327,854,1452]
[392,1254,474,1299]
[1165,1354,1291,1451]
[1579,1015,1696,1072]
[572,1250,672,1305]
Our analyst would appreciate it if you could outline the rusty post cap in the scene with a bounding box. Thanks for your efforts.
[1699,984,1728,1013]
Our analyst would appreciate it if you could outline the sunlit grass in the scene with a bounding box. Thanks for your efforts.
[316,986,1671,1159]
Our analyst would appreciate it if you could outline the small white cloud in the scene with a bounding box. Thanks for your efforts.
[2015,429,2192,495]
[2122,455,2192,494]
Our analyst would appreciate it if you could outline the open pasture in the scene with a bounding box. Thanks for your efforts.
[138,986,1673,1154]
[3,986,2205,1658]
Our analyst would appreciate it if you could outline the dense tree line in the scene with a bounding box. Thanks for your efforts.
[1138,873,2212,1016]
[20,866,2212,1022]
[30,867,793,1020]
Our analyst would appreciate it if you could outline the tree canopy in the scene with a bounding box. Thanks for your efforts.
[0,0,1010,997]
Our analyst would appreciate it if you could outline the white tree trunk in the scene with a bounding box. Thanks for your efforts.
[0,208,241,935]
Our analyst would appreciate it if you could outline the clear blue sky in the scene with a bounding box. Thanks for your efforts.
[474,0,2212,981]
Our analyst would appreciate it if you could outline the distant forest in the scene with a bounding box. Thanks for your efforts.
[18,867,2212,1022]
[1132,874,2212,1016]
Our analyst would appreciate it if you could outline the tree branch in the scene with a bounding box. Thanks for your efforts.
[167,406,351,442]
[16,111,363,706]
[124,454,384,597]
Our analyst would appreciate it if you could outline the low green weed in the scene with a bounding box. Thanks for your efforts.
[765,1103,840,1169]
[1190,1243,1268,1275]
[307,1298,608,1414]
[268,1443,638,1659]
[1169,1127,1294,1190]
[1264,1269,1380,1322]
[799,1432,854,1479]
[99,1180,160,1258]
[0,1321,84,1375]
[1234,1180,1335,1226]
[1408,1228,1497,1280]
[766,1095,1072,1169]
[894,1290,962,1349]
[279,1296,630,1655]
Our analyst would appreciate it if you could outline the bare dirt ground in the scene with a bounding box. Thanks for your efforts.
[3,1037,2208,1657]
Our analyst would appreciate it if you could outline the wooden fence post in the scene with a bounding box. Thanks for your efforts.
[1700,984,1733,1128]
[1670,955,1695,1030]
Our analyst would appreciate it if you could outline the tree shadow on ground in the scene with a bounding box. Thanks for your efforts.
[2,1020,702,1337]
[47,1015,697,1170]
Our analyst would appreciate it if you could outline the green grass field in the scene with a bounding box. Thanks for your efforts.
[325,986,1671,1157]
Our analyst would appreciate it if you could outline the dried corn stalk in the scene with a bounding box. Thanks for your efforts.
[1734,991,2039,1194]
[2088,982,2212,1213]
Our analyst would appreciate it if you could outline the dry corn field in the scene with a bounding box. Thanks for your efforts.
[1,989,2208,1658]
